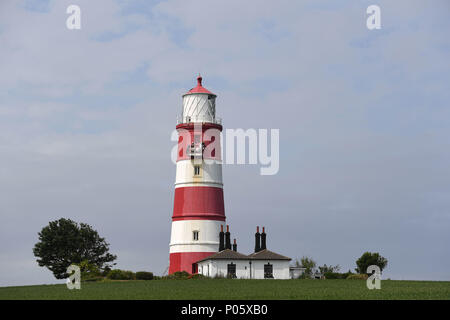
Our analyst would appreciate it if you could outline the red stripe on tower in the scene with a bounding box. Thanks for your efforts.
[172,187,225,221]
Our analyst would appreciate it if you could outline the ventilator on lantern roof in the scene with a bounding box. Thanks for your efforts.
[184,74,216,96]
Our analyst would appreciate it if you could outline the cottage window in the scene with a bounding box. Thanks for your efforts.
[227,263,237,279]
[264,263,273,279]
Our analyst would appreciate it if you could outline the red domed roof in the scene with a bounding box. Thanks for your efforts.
[184,75,216,96]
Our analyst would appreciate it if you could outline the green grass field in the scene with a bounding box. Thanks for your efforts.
[0,279,449,300]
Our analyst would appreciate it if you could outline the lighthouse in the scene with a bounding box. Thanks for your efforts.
[169,75,225,274]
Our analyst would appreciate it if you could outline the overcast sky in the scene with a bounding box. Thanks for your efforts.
[0,0,449,286]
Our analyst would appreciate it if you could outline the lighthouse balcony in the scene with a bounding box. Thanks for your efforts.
[177,116,222,125]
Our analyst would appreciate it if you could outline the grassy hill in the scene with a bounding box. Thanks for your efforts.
[0,279,449,300]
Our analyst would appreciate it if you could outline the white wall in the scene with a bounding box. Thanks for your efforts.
[169,220,223,253]
[198,260,250,279]
[175,160,223,188]
[197,259,290,279]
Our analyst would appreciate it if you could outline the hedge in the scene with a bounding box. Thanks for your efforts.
[107,269,136,280]
[346,274,369,280]
[136,271,154,280]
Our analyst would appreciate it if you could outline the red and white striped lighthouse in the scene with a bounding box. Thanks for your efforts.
[169,75,225,274]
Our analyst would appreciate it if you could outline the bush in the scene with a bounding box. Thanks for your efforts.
[341,270,354,279]
[159,271,210,280]
[82,276,104,282]
[298,273,309,279]
[107,269,135,280]
[101,266,112,277]
[188,273,208,280]
[136,271,154,280]
[163,271,190,280]
[346,274,368,280]
[324,272,342,279]
[324,270,355,279]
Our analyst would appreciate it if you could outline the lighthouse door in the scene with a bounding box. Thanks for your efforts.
[192,263,198,274]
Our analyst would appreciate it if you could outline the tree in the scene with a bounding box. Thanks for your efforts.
[355,252,388,274]
[318,264,340,274]
[76,260,102,281]
[33,218,117,279]
[299,256,317,278]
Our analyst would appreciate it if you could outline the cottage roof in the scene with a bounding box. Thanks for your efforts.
[196,249,291,263]
[247,249,291,261]
[196,249,250,263]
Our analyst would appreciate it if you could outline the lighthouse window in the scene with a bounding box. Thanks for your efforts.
[193,231,199,241]
[194,165,201,176]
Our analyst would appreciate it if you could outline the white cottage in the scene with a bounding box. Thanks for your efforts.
[197,249,291,279]
[195,225,293,279]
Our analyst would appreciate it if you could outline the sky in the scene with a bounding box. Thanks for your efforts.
[0,0,449,286]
